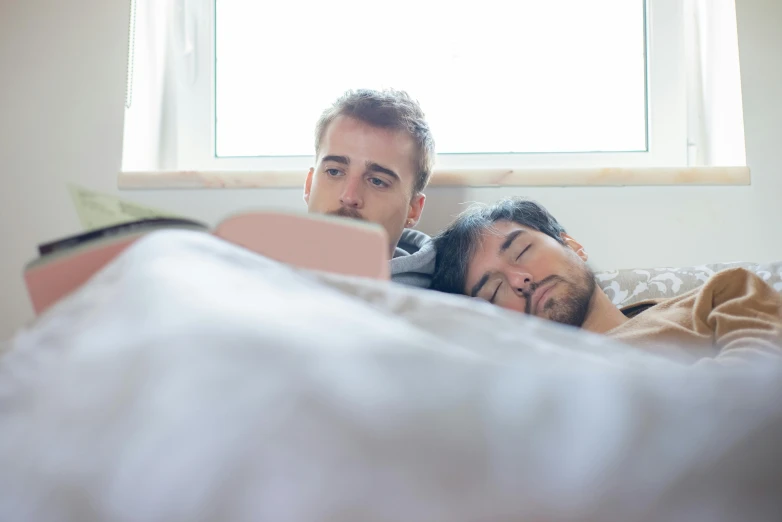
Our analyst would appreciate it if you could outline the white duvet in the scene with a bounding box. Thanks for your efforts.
[1,230,781,522]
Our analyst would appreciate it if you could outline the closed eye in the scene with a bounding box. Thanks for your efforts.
[515,244,531,261]
[489,282,501,303]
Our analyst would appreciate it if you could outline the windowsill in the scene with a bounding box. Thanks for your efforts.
[117,166,750,190]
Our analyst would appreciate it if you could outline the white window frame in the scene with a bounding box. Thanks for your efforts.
[170,0,687,172]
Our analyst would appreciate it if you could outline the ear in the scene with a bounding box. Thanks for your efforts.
[303,168,314,204]
[405,193,426,228]
[560,232,588,261]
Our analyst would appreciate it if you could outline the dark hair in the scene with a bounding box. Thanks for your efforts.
[431,198,567,295]
[315,89,435,195]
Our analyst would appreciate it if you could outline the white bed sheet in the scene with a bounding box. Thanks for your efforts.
[1,230,781,522]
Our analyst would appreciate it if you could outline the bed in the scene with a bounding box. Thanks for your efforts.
[1,230,781,522]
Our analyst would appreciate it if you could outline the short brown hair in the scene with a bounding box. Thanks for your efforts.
[315,89,435,195]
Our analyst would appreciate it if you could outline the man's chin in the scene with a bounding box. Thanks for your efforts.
[533,309,561,324]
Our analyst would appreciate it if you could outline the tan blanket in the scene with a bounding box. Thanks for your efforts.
[609,268,782,365]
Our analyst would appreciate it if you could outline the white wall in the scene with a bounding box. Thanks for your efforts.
[1,0,780,339]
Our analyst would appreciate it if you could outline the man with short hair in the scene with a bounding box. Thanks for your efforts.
[431,197,782,364]
[305,89,436,288]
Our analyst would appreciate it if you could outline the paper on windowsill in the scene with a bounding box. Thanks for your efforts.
[68,184,187,230]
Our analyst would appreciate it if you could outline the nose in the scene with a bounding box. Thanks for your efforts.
[507,270,534,296]
[340,176,364,209]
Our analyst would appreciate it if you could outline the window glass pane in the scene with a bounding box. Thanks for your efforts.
[215,0,647,157]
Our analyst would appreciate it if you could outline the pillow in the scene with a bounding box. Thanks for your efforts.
[595,261,782,308]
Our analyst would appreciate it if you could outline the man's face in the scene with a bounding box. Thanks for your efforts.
[464,220,596,327]
[304,115,425,255]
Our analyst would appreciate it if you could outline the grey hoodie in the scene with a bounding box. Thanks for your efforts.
[390,229,436,289]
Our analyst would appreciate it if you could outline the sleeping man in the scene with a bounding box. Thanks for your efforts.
[304,88,436,288]
[430,197,782,365]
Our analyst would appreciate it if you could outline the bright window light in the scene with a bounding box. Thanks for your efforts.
[215,0,648,158]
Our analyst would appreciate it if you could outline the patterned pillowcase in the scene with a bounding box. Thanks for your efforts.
[594,261,782,308]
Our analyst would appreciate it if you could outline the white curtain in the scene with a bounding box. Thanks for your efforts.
[121,0,177,171]
[685,0,747,166]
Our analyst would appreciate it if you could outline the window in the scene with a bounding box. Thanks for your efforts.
[124,0,744,177]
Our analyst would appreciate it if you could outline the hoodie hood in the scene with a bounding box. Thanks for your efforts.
[389,229,436,289]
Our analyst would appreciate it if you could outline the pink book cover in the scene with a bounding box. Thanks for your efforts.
[212,211,389,281]
[24,235,143,316]
[24,212,389,316]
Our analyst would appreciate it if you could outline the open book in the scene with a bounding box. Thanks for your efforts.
[24,211,389,315]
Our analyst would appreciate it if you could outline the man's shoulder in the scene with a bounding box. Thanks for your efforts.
[394,229,433,257]
[703,266,769,291]
[698,267,782,314]
[390,229,436,289]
